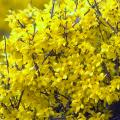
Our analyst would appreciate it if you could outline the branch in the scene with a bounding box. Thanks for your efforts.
[17,20,25,28]
[93,0,101,16]
[101,62,112,84]
[3,35,9,74]
[98,24,104,41]
[72,17,80,27]
[32,53,40,77]
[16,90,24,109]
[42,50,56,64]
[74,0,78,11]
[103,18,117,33]
[0,102,11,113]
[50,0,56,18]
[30,23,37,41]
[9,98,14,108]
[49,66,55,76]
[3,35,10,89]
[87,0,118,34]
[114,55,119,76]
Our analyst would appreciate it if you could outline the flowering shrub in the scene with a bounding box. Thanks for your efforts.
[0,0,120,119]
[0,0,49,37]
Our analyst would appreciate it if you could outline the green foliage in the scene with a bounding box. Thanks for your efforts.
[0,0,120,119]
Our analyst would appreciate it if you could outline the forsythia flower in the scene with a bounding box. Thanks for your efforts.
[0,0,120,119]
[0,0,49,39]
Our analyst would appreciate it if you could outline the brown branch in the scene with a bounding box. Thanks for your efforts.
[30,23,37,41]
[49,66,55,76]
[9,98,15,108]
[16,90,24,110]
[40,91,50,96]
[101,62,111,84]
[103,18,117,33]
[98,24,104,41]
[74,0,78,11]
[31,53,40,77]
[0,102,11,113]
[42,50,56,64]
[93,0,101,16]
[17,20,25,28]
[87,0,118,34]
[50,0,56,18]
[114,55,119,76]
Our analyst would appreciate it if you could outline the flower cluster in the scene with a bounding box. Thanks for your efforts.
[0,0,120,119]
[0,0,48,39]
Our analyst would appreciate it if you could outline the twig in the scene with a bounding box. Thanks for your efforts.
[93,0,101,16]
[98,24,104,41]
[50,0,56,18]
[72,17,80,27]
[0,102,11,113]
[114,55,119,76]
[17,20,25,28]
[16,90,24,109]
[101,62,111,84]
[3,35,9,74]
[3,35,10,89]
[87,0,118,34]
[74,0,78,11]
[42,50,56,64]
[32,53,40,77]
[9,98,14,108]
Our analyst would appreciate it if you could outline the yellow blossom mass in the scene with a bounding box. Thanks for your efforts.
[0,0,120,119]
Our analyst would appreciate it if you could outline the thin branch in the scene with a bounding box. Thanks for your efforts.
[87,0,118,34]
[114,55,119,76]
[0,102,11,113]
[9,98,15,108]
[103,18,117,33]
[101,62,112,84]
[50,0,56,18]
[16,90,24,110]
[74,0,78,11]
[32,53,40,77]
[93,0,101,16]
[17,20,25,28]
[87,0,95,8]
[98,24,104,41]
[72,17,80,27]
[40,91,50,96]
[42,50,56,64]
[30,23,37,41]
[49,66,55,76]
[3,35,10,89]
[3,35,9,74]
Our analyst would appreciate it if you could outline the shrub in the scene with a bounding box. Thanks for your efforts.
[0,0,49,38]
[0,0,120,119]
